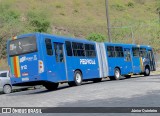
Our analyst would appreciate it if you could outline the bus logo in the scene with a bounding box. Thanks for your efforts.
[80,59,96,65]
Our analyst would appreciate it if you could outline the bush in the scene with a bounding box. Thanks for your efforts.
[127,2,134,8]
[86,33,106,42]
[27,11,50,32]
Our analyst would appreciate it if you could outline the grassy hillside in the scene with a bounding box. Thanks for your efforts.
[0,0,160,69]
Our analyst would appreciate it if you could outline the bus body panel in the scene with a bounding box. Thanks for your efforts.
[41,35,67,83]
[105,43,133,76]
[9,33,43,85]
[65,41,99,81]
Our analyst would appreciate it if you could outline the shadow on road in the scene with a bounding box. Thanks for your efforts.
[7,74,160,96]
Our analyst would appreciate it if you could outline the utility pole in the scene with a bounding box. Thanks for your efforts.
[131,26,134,44]
[158,10,160,24]
[105,0,111,42]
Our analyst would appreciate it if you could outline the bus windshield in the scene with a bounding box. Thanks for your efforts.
[9,36,37,56]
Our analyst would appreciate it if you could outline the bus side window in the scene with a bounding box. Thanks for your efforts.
[107,46,115,57]
[115,46,124,57]
[59,44,64,62]
[85,44,96,57]
[65,41,72,56]
[124,48,131,61]
[45,39,53,56]
[54,43,59,62]
[139,48,146,57]
[72,42,85,57]
[132,47,139,57]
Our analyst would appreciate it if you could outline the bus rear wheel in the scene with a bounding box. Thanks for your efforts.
[144,66,150,76]
[44,82,59,91]
[68,70,82,86]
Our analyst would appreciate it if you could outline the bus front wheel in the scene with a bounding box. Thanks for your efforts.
[144,66,150,76]
[44,82,59,91]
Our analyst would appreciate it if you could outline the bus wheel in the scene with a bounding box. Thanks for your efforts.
[111,68,121,80]
[44,83,59,91]
[68,70,82,86]
[3,85,12,94]
[93,78,102,83]
[144,66,150,76]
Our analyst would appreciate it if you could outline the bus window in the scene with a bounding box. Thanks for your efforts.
[65,41,72,56]
[59,44,64,62]
[72,42,85,57]
[124,48,131,61]
[45,39,53,56]
[54,43,64,62]
[9,36,37,56]
[85,44,96,57]
[115,46,124,57]
[139,48,147,57]
[107,46,115,57]
[132,47,139,57]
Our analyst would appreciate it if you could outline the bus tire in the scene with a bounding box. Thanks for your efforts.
[3,84,12,94]
[144,66,150,76]
[110,68,121,80]
[93,78,102,83]
[44,83,59,91]
[68,70,82,86]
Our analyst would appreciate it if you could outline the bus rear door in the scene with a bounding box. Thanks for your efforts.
[45,39,67,82]
[53,42,67,81]
[124,48,133,74]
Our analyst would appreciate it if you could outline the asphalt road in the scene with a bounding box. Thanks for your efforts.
[0,74,160,115]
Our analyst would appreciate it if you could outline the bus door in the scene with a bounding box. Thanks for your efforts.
[124,48,133,74]
[132,47,141,73]
[53,42,67,81]
[148,50,156,71]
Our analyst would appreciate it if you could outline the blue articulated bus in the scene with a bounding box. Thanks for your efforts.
[7,33,156,90]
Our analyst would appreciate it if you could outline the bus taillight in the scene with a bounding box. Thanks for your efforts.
[38,60,44,73]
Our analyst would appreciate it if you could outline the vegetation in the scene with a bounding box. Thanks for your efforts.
[0,0,159,69]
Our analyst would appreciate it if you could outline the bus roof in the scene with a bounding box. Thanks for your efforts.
[12,32,152,48]
[16,32,95,44]
[104,42,152,48]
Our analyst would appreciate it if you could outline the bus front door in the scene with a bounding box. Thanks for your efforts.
[53,42,67,81]
[132,47,141,74]
[148,50,156,71]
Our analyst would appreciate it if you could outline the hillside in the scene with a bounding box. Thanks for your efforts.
[0,0,160,69]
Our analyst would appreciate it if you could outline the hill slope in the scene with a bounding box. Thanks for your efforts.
[0,0,159,68]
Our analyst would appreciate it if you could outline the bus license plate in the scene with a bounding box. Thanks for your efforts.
[22,77,29,82]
